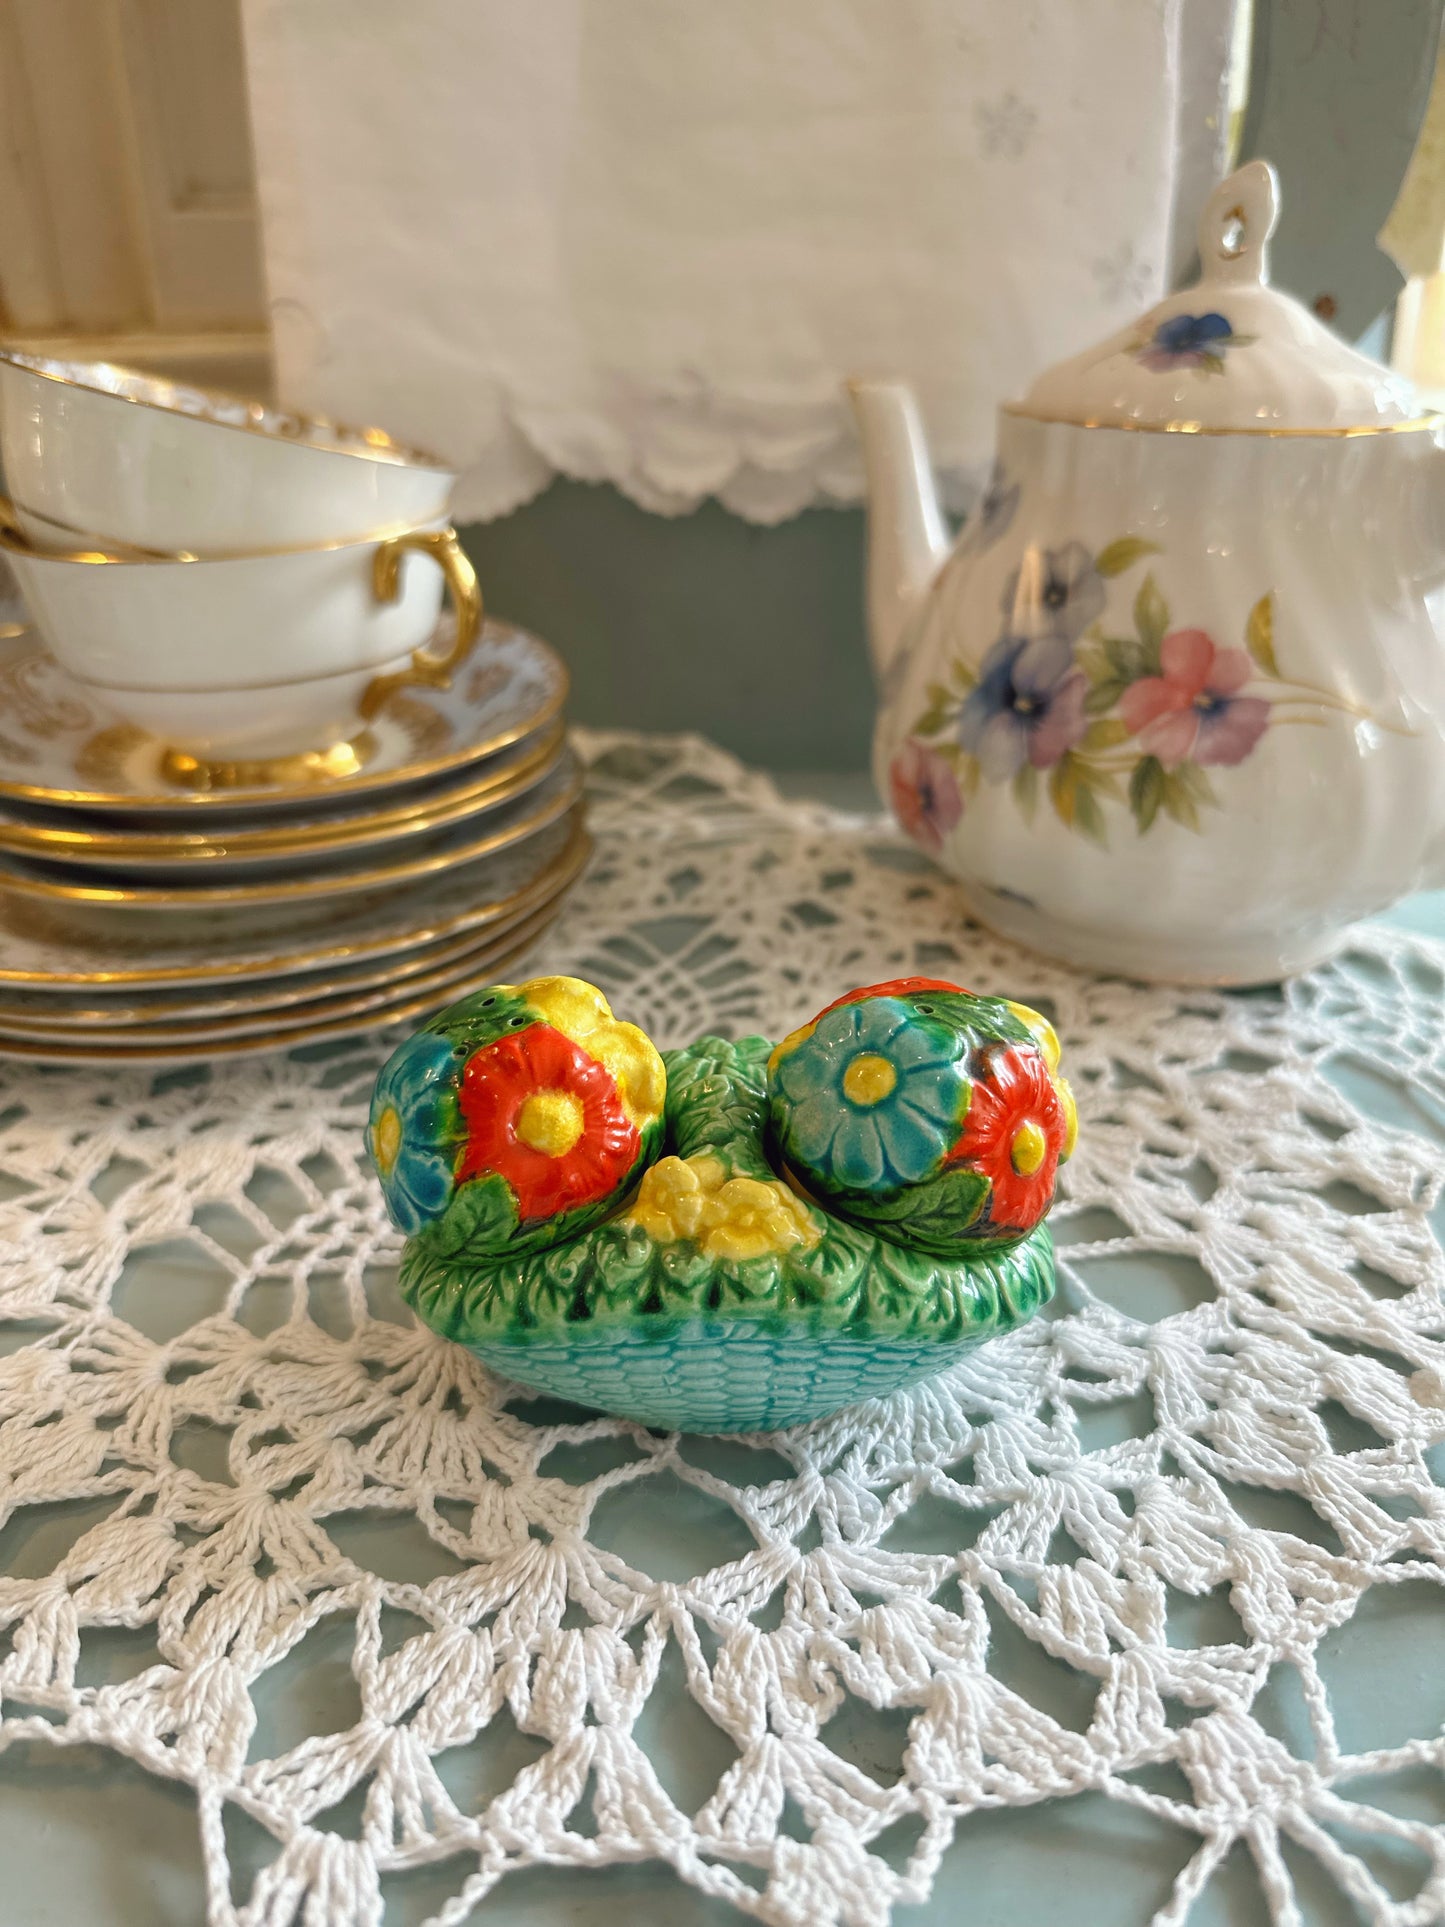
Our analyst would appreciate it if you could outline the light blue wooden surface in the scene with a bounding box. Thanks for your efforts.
[1,821,1442,1927]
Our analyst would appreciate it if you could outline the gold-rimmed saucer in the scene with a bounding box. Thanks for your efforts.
[0,924,555,1065]
[0,856,580,1026]
[1,718,565,872]
[0,622,567,812]
[0,751,582,908]
[0,809,588,988]
[0,896,564,1048]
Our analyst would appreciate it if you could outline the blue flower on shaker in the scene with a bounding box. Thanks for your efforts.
[1000,541,1104,644]
[367,1029,464,1234]
[959,634,1088,781]
[771,997,968,1192]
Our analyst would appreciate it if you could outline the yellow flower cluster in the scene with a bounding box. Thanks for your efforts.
[1007,998,1079,1161]
[508,975,667,1130]
[626,1153,821,1262]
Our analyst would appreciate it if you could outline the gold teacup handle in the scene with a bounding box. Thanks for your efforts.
[359,526,483,719]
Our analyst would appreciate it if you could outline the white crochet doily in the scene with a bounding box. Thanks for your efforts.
[1,732,1444,1927]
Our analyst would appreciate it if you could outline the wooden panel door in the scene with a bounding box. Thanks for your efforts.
[0,0,270,392]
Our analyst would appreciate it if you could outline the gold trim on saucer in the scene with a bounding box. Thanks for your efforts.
[0,876,566,1025]
[0,758,583,907]
[0,627,568,811]
[159,733,378,792]
[0,899,563,1046]
[0,350,452,473]
[0,720,564,861]
[1000,402,1445,438]
[0,924,554,1065]
[69,696,449,800]
[0,817,589,988]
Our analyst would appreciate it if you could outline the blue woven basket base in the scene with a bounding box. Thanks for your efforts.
[468,1317,983,1432]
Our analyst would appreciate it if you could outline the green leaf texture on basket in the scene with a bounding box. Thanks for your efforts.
[368,975,1077,1432]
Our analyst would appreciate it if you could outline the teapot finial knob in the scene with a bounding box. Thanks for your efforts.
[1197,159,1279,288]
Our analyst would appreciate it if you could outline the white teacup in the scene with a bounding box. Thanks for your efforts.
[0,352,456,555]
[0,519,482,764]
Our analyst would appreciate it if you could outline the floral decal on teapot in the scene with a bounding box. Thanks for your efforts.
[896,537,1387,847]
[1133,310,1254,374]
[889,738,963,854]
[880,462,1021,713]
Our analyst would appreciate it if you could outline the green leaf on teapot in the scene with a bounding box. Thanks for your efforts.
[1073,783,1108,847]
[1103,635,1148,683]
[1159,769,1202,833]
[1052,753,1111,847]
[1084,678,1128,715]
[1076,634,1111,681]
[1083,717,1131,752]
[914,687,955,735]
[1049,753,1079,826]
[1246,593,1280,677]
[1094,536,1160,579]
[1129,754,1166,833]
[1174,762,1218,808]
[1133,573,1169,659]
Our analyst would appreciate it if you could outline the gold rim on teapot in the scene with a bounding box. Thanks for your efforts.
[998,401,1445,438]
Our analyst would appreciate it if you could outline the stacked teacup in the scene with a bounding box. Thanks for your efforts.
[0,353,585,1064]
[0,352,478,773]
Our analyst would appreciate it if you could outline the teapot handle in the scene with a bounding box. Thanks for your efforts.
[1197,161,1280,289]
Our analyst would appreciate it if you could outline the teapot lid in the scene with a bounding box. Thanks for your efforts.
[1014,161,1432,434]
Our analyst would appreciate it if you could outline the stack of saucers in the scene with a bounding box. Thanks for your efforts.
[0,620,585,1063]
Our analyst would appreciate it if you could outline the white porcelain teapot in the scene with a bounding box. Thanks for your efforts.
[852,161,1445,984]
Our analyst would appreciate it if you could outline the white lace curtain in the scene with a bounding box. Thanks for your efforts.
[242,0,1233,524]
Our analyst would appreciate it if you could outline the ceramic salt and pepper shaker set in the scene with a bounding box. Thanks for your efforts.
[368,161,1445,1426]
[369,974,1075,1431]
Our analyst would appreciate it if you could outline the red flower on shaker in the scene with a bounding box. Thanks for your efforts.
[946,1041,1069,1233]
[458,1022,640,1222]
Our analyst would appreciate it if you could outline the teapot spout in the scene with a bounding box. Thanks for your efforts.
[848,380,948,684]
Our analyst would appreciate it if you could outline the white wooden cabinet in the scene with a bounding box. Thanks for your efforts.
[0,0,270,394]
